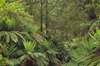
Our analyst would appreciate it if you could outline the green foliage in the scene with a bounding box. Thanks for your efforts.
[0,0,5,7]
[66,27,100,66]
[41,40,51,50]
[2,0,99,66]
[0,54,7,66]
[24,23,39,34]
[23,40,36,52]
[1,44,17,58]
[0,31,26,43]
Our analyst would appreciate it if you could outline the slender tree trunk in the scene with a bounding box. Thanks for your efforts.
[41,0,43,32]
[29,1,33,15]
[46,0,48,33]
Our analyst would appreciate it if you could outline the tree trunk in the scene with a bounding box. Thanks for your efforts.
[46,0,48,33]
[40,0,43,32]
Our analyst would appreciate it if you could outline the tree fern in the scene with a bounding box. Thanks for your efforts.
[0,31,6,40]
[23,40,36,52]
[18,49,49,66]
[88,59,100,66]
[18,54,27,62]
[84,55,100,66]
[1,44,17,58]
[5,32,10,43]
[41,40,51,50]
[9,32,18,43]
[47,49,58,55]
[13,31,25,41]
[24,23,39,34]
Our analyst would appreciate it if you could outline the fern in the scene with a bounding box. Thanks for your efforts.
[96,27,100,40]
[85,55,100,66]
[5,32,10,43]
[0,31,26,43]
[0,31,6,40]
[42,40,51,50]
[88,33,98,42]
[47,49,58,55]
[1,44,17,58]
[9,32,18,43]
[24,23,39,33]
[7,59,21,65]
[96,63,100,66]
[18,54,27,62]
[13,31,25,41]
[89,59,100,66]
[23,40,36,52]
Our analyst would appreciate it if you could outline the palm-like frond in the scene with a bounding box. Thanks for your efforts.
[84,55,100,66]
[23,41,36,52]
[3,17,16,30]
[1,44,17,58]
[41,40,51,50]
[24,23,39,33]
[7,59,21,66]
[18,51,49,66]
[0,31,26,43]
[47,49,58,55]
[18,54,27,62]
[13,31,25,41]
[9,32,18,43]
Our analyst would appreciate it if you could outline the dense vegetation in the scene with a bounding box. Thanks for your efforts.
[0,0,100,66]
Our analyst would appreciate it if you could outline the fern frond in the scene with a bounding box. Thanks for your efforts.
[7,45,17,58]
[7,59,21,65]
[20,32,32,40]
[0,31,5,40]
[96,63,100,66]
[77,54,96,63]
[1,44,17,58]
[35,57,49,66]
[5,32,10,43]
[47,49,58,55]
[33,53,46,58]
[23,41,36,52]
[13,31,25,41]
[96,27,100,40]
[18,54,27,62]
[1,45,8,56]
[88,59,100,66]
[88,33,98,42]
[32,34,44,44]
[9,32,18,43]
[49,57,59,64]
[85,55,100,66]
[42,40,51,50]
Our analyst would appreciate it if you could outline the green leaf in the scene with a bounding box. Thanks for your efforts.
[0,55,2,60]
[5,32,10,43]
[88,33,98,42]
[0,0,6,6]
[0,31,5,40]
[1,44,8,56]
[23,41,36,52]
[89,59,100,66]
[18,54,27,62]
[14,50,24,56]
[7,45,17,58]
[9,59,21,65]
[9,32,18,43]
[13,31,25,41]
